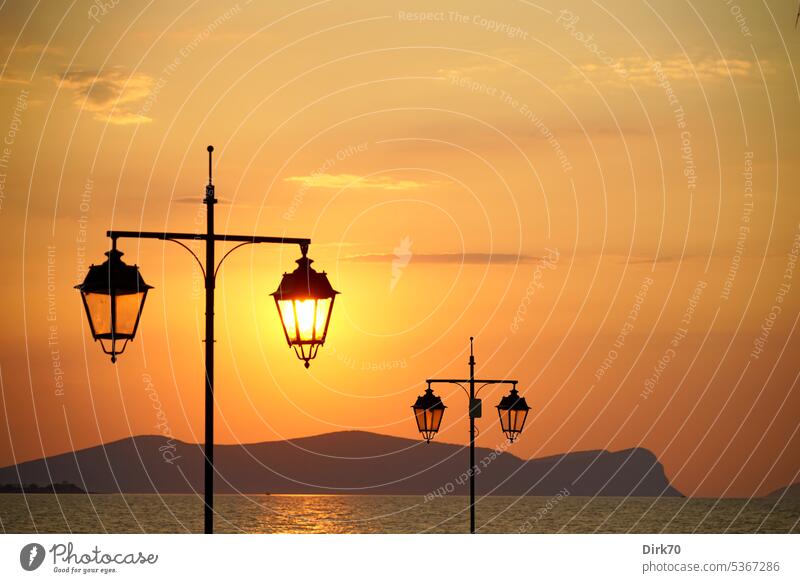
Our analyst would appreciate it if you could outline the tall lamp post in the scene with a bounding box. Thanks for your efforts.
[411,337,531,533]
[75,146,339,534]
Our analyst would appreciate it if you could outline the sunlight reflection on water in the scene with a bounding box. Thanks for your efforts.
[1,494,797,534]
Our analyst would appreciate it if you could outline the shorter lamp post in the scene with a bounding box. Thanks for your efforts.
[411,336,531,533]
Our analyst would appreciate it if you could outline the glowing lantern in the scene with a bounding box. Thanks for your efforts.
[272,246,339,368]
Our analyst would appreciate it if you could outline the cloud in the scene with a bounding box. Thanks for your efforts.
[0,72,29,85]
[580,56,768,85]
[345,252,538,264]
[438,63,511,79]
[284,173,429,191]
[57,67,155,125]
[436,48,528,79]
[14,43,62,55]
[622,255,686,265]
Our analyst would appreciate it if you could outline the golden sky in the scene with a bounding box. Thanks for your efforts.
[1,0,799,498]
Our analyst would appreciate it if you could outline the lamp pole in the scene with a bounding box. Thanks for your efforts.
[100,146,317,534]
[425,337,518,534]
[203,146,216,537]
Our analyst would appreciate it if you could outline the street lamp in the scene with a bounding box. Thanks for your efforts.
[75,248,152,363]
[411,336,530,533]
[496,386,530,443]
[76,146,339,534]
[411,385,446,443]
[272,245,339,368]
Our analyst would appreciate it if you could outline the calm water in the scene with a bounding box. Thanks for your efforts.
[1,494,797,534]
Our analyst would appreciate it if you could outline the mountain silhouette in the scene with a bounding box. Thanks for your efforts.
[0,431,682,497]
[765,483,800,498]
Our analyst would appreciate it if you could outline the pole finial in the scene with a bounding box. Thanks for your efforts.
[207,145,214,185]
[469,336,474,356]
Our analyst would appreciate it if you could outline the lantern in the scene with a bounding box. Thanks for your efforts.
[496,386,530,443]
[412,386,446,443]
[75,249,152,362]
[272,246,339,368]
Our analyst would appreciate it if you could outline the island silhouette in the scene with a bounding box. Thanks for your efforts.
[0,431,683,497]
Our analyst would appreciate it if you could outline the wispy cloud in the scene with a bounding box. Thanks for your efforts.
[57,67,154,125]
[14,43,62,55]
[437,48,527,79]
[0,71,30,85]
[346,252,538,264]
[0,70,31,85]
[622,255,687,265]
[284,173,429,191]
[580,55,768,85]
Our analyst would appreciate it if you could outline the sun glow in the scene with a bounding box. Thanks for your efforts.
[278,298,331,342]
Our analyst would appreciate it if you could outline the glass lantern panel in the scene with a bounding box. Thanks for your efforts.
[280,298,333,342]
[511,409,528,433]
[498,409,511,433]
[314,297,332,339]
[83,292,112,336]
[414,408,426,432]
[423,409,435,432]
[429,407,444,432]
[296,299,316,341]
[114,291,145,336]
[277,299,298,340]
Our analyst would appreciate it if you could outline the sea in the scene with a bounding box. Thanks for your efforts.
[1,494,797,534]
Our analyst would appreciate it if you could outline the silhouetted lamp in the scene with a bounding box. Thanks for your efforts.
[412,385,446,443]
[496,385,530,443]
[272,245,339,368]
[75,249,152,363]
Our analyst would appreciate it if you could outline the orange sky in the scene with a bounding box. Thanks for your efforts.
[1,0,799,498]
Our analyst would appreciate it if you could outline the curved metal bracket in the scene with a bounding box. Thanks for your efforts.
[213,240,308,280]
[449,381,470,398]
[214,241,254,280]
[427,379,470,399]
[164,238,206,279]
[475,379,518,397]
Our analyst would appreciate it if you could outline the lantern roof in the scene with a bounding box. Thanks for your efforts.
[412,387,446,411]
[271,254,339,301]
[496,387,530,412]
[75,249,152,294]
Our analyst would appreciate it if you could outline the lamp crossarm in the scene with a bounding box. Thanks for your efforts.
[107,230,312,282]
[107,230,311,245]
[426,378,517,399]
